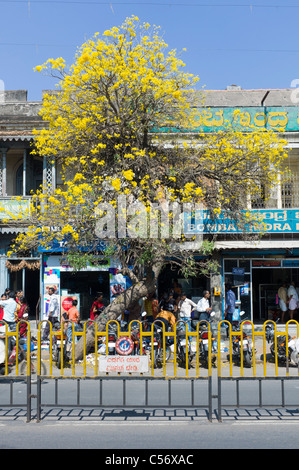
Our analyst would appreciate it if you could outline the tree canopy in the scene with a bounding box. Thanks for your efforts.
[6,16,288,356]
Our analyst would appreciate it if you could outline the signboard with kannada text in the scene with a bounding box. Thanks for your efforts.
[184,209,299,235]
[98,355,149,373]
[154,106,299,133]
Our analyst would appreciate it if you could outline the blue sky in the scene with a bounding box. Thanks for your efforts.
[1,0,299,101]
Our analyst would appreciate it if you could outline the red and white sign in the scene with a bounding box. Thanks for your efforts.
[61,297,73,312]
[115,336,134,355]
[98,355,149,373]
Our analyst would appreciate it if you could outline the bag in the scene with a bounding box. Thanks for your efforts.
[232,309,240,321]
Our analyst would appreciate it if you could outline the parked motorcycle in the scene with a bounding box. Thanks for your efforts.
[129,312,171,366]
[176,324,194,368]
[153,319,171,364]
[0,325,46,376]
[265,318,296,364]
[52,321,70,369]
[0,327,24,375]
[231,311,253,368]
[195,312,217,367]
[107,322,118,355]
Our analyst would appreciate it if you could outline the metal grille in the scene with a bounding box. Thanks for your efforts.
[43,156,56,192]
[281,173,299,208]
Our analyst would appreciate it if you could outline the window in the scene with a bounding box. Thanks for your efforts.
[16,158,43,196]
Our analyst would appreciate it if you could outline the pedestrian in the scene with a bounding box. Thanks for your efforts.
[151,293,159,320]
[277,280,288,323]
[144,292,155,328]
[158,292,169,311]
[17,296,29,337]
[196,290,212,322]
[90,292,104,321]
[178,291,197,331]
[172,279,182,301]
[0,293,7,321]
[224,284,236,337]
[287,281,298,321]
[42,287,59,340]
[155,305,177,331]
[66,299,80,344]
[0,291,17,330]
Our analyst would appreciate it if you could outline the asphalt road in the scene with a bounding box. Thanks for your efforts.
[1,412,299,450]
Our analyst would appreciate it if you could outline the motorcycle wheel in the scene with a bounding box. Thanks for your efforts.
[243,350,251,368]
[20,357,47,376]
[56,350,69,369]
[57,350,62,369]
[159,346,171,362]
[178,351,186,368]
[153,350,159,369]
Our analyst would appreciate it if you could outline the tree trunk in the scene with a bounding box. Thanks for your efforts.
[74,275,157,361]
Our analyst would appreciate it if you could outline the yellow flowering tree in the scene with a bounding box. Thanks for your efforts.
[7,16,288,358]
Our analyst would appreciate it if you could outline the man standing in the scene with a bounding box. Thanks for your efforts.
[67,299,80,344]
[0,291,17,330]
[278,281,288,323]
[287,280,298,321]
[224,284,236,337]
[43,287,59,340]
[178,292,197,331]
[196,290,212,322]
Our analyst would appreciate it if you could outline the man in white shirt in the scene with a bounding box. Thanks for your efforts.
[42,287,59,340]
[196,290,212,322]
[0,291,17,329]
[178,292,197,331]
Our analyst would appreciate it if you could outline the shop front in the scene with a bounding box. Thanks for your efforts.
[222,255,299,323]
[41,254,131,321]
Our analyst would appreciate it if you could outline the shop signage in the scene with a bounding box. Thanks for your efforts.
[98,355,149,373]
[155,106,299,133]
[282,259,299,267]
[232,267,245,275]
[184,209,299,235]
[252,260,281,267]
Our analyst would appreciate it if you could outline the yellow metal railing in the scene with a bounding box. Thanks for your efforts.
[1,318,299,380]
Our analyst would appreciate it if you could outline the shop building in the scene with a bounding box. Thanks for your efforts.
[203,88,299,322]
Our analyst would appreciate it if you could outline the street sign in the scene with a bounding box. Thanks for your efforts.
[115,336,134,355]
[98,355,149,373]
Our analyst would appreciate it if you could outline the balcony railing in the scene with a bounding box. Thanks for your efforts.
[0,197,31,220]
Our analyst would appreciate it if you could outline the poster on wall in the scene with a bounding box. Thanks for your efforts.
[61,294,79,320]
[109,268,127,300]
[240,283,249,296]
[43,268,61,320]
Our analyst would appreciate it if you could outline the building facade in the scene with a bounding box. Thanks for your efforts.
[0,88,299,322]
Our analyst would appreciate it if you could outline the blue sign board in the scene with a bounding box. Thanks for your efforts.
[184,209,299,235]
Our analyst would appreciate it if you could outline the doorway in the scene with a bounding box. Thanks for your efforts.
[60,271,110,320]
[9,267,40,319]
[252,268,299,320]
